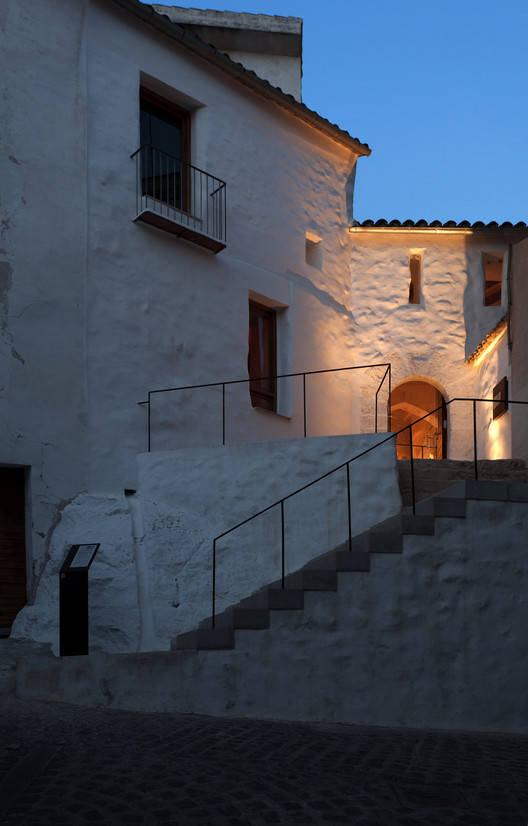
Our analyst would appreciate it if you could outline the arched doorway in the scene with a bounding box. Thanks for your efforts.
[390,380,447,460]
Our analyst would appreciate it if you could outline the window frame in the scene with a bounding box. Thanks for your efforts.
[408,252,422,304]
[248,300,277,413]
[139,88,191,213]
[483,252,503,307]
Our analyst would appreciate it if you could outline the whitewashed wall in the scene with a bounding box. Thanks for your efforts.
[83,0,362,491]
[1,0,364,606]
[0,0,89,595]
[512,237,528,460]
[474,332,512,460]
[350,230,523,459]
[18,496,528,734]
[12,434,400,654]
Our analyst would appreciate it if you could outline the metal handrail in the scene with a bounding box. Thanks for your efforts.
[210,397,528,626]
[139,363,392,451]
[131,144,226,245]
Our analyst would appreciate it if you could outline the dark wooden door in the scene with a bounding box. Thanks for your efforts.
[0,468,26,631]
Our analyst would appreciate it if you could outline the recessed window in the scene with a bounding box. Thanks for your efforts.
[248,300,277,412]
[305,232,322,269]
[483,253,503,306]
[408,252,422,304]
[139,88,190,211]
[493,376,508,420]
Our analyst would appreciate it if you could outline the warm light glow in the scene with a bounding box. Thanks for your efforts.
[466,322,507,367]
[349,227,476,236]
[487,417,508,460]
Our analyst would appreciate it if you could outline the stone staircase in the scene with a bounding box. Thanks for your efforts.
[397,458,528,507]
[14,478,528,732]
[173,479,522,653]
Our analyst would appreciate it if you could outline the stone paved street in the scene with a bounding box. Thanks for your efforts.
[1,681,527,826]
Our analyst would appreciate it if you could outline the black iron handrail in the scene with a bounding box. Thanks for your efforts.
[210,397,528,627]
[139,363,391,451]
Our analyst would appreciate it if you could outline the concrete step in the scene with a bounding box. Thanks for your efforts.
[173,478,526,652]
[239,588,305,611]
[283,570,338,591]
[304,548,371,572]
[415,496,467,518]
[398,459,528,506]
[200,607,270,631]
[173,628,234,651]
[353,531,403,554]
[372,513,436,536]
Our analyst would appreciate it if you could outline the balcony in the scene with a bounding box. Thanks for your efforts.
[131,145,226,253]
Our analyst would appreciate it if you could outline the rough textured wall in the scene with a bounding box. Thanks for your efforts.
[0,0,88,591]
[511,237,528,459]
[350,231,523,458]
[12,434,400,653]
[83,0,360,492]
[474,334,512,459]
[18,497,528,734]
[2,0,363,602]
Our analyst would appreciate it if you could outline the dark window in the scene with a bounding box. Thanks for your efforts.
[409,253,421,304]
[140,89,189,211]
[483,254,503,306]
[493,376,508,420]
[248,301,277,412]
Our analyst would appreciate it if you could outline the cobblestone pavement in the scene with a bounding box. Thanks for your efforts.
[1,646,527,825]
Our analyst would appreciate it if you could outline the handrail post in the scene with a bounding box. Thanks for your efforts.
[147,391,151,453]
[409,424,415,515]
[222,383,226,446]
[473,399,478,480]
[280,500,285,588]
[212,538,216,629]
[388,365,392,432]
[346,462,352,551]
[303,373,307,438]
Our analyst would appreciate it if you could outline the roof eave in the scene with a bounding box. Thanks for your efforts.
[106,0,371,156]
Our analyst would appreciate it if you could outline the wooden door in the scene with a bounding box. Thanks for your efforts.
[0,468,26,632]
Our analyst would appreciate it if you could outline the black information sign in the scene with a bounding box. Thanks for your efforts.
[59,543,100,657]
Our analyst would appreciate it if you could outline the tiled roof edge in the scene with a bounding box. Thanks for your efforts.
[466,315,508,365]
[351,219,528,230]
[106,0,371,156]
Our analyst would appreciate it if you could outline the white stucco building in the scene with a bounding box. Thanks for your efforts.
[1,0,527,661]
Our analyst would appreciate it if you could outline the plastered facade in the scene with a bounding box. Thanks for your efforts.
[350,228,525,458]
[2,0,527,662]
[2,0,363,636]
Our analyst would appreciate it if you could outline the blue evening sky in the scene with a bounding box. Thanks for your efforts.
[145,1,528,223]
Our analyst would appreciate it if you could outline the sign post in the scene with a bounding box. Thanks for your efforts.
[59,543,100,656]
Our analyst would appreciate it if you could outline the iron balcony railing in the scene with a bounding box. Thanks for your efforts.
[209,397,528,627]
[131,144,226,248]
[139,363,392,451]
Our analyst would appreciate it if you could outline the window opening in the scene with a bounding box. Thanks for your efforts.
[483,253,503,306]
[493,376,508,420]
[305,232,322,269]
[409,253,421,304]
[140,88,190,211]
[248,301,277,412]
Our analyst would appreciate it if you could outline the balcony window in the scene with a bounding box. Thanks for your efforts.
[140,90,189,212]
[132,89,226,253]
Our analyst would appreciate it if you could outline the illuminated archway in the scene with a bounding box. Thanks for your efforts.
[390,380,447,460]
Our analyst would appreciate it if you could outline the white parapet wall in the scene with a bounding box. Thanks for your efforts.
[11,434,400,655]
